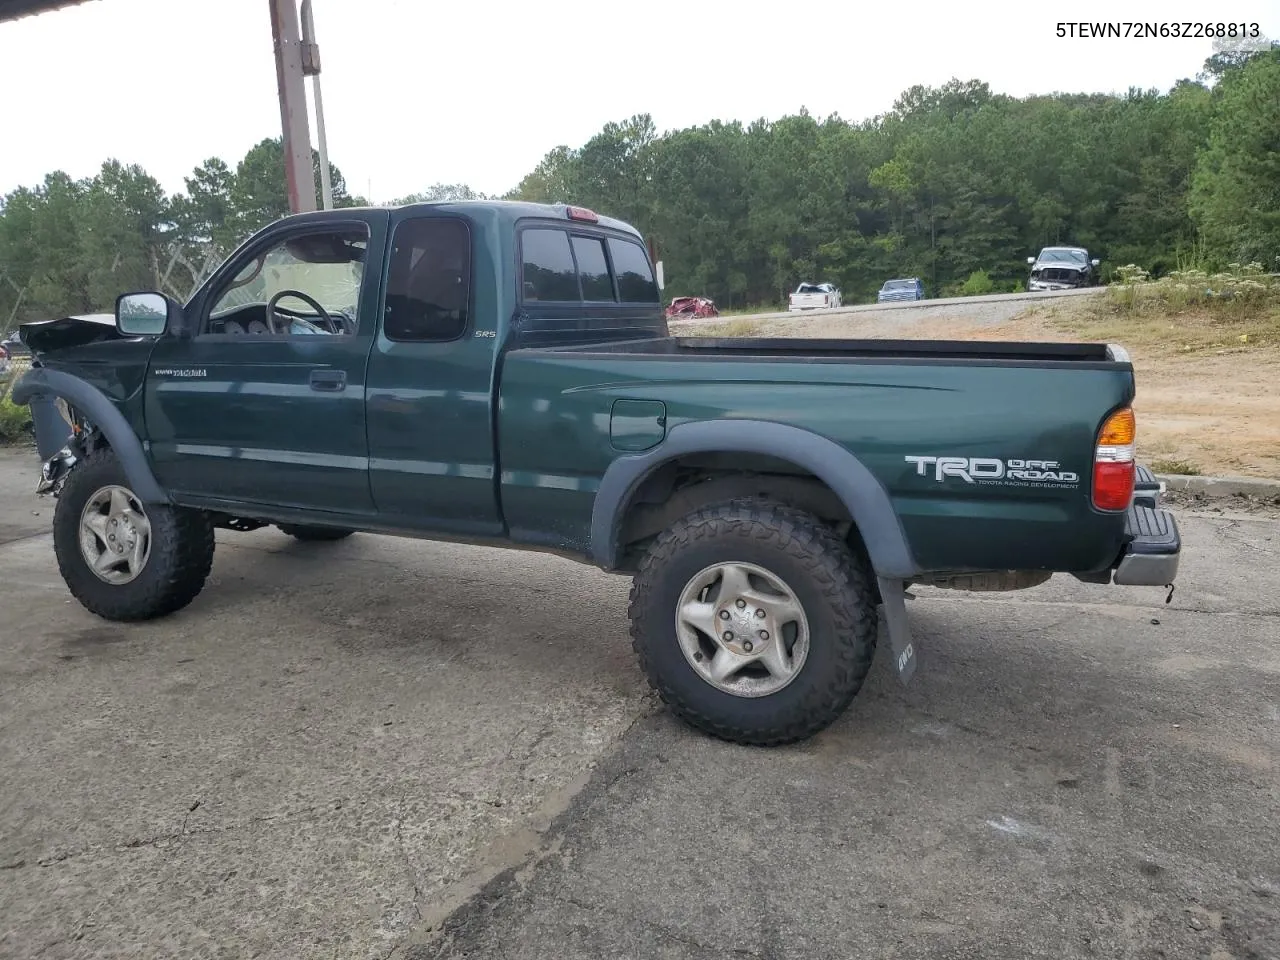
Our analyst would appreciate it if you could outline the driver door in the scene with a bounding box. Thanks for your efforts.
[145,211,389,515]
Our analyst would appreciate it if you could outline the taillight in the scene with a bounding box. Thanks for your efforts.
[1092,406,1136,510]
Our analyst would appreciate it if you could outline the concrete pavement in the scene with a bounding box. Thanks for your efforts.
[1,446,1277,960]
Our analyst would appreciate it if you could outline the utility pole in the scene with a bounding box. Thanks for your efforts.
[300,0,332,210]
[268,0,316,213]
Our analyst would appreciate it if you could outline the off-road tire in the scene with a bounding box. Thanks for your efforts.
[628,498,878,746]
[52,450,214,621]
[276,524,355,542]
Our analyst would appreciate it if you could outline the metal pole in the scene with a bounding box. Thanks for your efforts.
[300,0,332,210]
[268,0,316,214]
[311,76,333,210]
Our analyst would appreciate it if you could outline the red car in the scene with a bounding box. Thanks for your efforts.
[664,296,719,320]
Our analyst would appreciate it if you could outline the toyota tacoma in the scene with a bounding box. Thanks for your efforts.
[12,200,1180,746]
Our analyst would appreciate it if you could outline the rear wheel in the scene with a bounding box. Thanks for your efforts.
[52,451,214,621]
[627,498,878,746]
[277,524,355,542]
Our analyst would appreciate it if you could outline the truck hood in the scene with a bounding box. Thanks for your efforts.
[19,312,122,354]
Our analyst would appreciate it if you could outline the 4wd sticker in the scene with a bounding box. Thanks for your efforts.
[905,455,1081,489]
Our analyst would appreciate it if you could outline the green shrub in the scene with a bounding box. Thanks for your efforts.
[959,270,995,296]
[1150,457,1202,476]
[1107,260,1280,316]
[0,389,32,444]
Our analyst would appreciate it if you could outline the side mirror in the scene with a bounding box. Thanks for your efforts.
[1026,257,1036,265]
[1091,259,1100,267]
[116,291,173,336]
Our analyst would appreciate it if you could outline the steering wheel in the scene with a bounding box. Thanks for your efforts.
[265,289,352,335]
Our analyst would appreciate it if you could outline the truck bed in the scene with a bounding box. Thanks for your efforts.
[497,331,1139,576]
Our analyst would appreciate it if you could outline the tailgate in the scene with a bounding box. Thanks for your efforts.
[789,294,828,309]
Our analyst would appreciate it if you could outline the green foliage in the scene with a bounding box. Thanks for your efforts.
[228,138,355,238]
[1149,458,1202,476]
[0,139,369,328]
[0,384,31,444]
[503,61,1264,306]
[1189,48,1280,268]
[958,270,994,296]
[1107,260,1279,317]
[395,183,491,204]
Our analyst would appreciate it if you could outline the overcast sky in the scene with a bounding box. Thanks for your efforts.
[0,0,1276,203]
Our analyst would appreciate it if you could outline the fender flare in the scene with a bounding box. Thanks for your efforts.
[588,419,918,579]
[11,367,169,504]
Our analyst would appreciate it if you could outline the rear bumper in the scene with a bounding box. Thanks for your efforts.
[1072,465,1181,587]
[1113,475,1180,585]
[1114,507,1180,584]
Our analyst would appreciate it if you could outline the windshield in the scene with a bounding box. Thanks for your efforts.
[883,279,916,290]
[212,239,366,318]
[797,284,827,293]
[1039,248,1087,264]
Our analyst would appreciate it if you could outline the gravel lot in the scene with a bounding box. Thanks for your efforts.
[670,287,1101,336]
[1,444,1278,960]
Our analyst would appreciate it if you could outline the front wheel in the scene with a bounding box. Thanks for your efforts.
[627,499,879,746]
[52,451,214,621]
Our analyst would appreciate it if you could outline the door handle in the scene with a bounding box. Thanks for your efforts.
[309,369,346,392]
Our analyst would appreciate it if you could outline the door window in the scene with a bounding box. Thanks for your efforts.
[205,226,369,337]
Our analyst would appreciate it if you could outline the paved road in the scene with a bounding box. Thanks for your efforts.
[671,286,1101,327]
[1,445,1277,960]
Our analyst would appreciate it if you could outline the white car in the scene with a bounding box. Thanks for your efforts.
[788,282,842,312]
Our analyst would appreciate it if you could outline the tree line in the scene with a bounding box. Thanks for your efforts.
[1,44,1276,327]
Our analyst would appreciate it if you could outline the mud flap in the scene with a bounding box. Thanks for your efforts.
[28,393,73,461]
[877,576,917,685]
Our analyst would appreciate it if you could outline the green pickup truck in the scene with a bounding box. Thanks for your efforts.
[12,200,1181,746]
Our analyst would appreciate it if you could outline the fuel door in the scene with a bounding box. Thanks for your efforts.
[610,399,667,452]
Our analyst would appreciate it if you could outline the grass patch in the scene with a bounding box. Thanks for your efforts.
[1053,262,1280,355]
[1149,457,1202,476]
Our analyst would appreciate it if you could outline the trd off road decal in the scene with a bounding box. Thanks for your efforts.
[905,455,1080,489]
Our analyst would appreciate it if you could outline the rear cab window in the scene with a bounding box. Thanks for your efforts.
[571,236,614,301]
[518,224,659,306]
[520,229,579,302]
[607,237,660,303]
